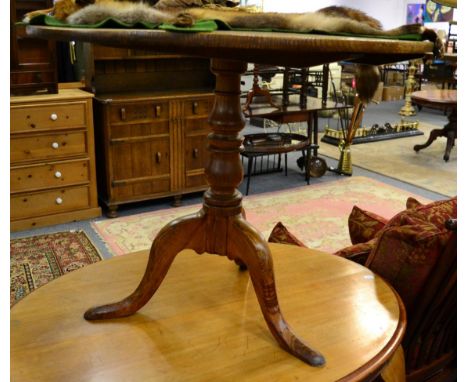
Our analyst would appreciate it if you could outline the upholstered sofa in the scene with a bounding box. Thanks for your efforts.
[269,196,457,381]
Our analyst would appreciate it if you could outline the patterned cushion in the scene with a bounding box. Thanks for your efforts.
[365,212,453,313]
[347,196,431,245]
[406,196,422,209]
[268,222,306,247]
[338,196,456,275]
[412,196,457,229]
[387,197,456,229]
[348,206,388,245]
[334,238,378,265]
[363,197,456,311]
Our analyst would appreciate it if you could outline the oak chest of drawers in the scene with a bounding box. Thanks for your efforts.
[10,89,101,231]
[93,91,214,217]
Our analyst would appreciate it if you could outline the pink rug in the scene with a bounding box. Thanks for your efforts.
[92,176,432,256]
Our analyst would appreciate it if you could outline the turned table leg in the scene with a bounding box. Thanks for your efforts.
[443,108,457,162]
[84,59,325,367]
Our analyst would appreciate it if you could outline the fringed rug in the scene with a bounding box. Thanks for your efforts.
[318,122,457,197]
[92,176,432,257]
[10,231,102,306]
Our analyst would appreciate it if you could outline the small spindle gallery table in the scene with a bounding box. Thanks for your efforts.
[411,89,457,161]
[26,25,432,367]
[11,244,406,381]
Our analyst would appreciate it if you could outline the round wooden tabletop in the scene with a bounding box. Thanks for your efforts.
[411,89,457,107]
[26,26,434,67]
[11,243,406,382]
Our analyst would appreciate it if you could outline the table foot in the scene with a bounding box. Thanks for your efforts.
[413,128,443,152]
[229,217,326,367]
[84,211,206,320]
[444,130,456,162]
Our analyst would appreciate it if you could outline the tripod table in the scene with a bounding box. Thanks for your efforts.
[26,25,433,367]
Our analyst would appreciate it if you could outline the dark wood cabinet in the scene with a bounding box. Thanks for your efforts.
[94,92,214,216]
[11,0,58,95]
[78,43,215,216]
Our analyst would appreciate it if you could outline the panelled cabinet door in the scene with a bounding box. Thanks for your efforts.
[110,137,171,200]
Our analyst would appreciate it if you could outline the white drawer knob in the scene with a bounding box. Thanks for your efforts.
[51,142,59,149]
[55,197,63,205]
[50,113,58,121]
[54,171,62,178]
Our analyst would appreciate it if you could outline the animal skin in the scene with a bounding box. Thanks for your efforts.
[23,0,442,102]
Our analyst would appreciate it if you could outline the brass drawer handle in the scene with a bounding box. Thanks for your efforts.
[55,171,62,178]
[120,107,126,121]
[55,197,63,205]
[155,152,162,164]
[50,113,58,121]
[192,101,199,115]
[155,105,161,118]
[51,142,60,149]
[193,148,199,158]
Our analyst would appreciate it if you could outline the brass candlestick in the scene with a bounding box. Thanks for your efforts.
[399,60,417,116]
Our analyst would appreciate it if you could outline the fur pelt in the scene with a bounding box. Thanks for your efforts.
[24,0,442,102]
[66,2,426,36]
[67,1,174,24]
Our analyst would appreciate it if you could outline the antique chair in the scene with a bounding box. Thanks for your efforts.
[269,196,457,381]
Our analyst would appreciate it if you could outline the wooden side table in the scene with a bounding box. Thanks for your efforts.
[412,89,457,161]
[26,25,432,367]
[241,132,314,195]
[246,94,348,159]
[11,244,406,382]
[243,95,349,189]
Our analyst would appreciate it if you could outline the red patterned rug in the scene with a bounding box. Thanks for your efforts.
[10,231,102,306]
[92,176,432,256]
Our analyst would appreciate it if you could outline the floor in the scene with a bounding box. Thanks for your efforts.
[11,100,452,259]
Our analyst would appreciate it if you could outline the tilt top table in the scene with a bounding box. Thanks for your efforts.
[411,89,457,161]
[27,25,433,367]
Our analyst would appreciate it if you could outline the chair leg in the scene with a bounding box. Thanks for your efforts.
[245,156,253,195]
[284,153,288,176]
[305,147,312,185]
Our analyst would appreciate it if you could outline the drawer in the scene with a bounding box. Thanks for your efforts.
[11,159,90,193]
[183,97,213,117]
[109,101,169,124]
[11,102,87,133]
[11,186,91,220]
[11,131,87,163]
